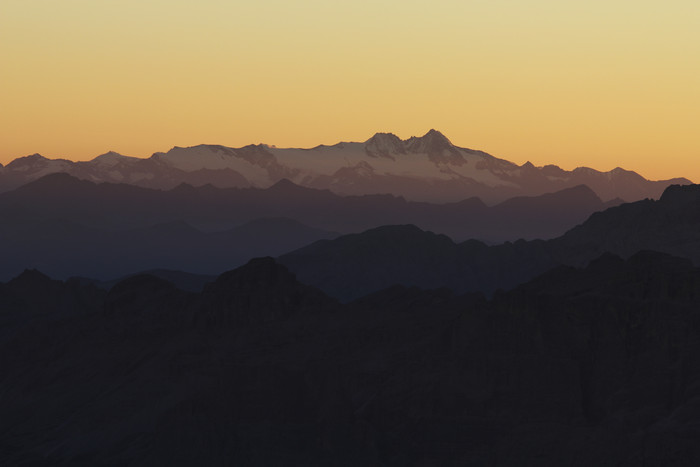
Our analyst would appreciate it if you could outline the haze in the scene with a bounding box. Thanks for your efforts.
[2,0,698,180]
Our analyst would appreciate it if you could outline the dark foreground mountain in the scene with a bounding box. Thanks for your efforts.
[280,224,555,301]
[551,183,700,265]
[280,183,700,301]
[0,130,689,203]
[2,254,700,465]
[75,269,218,293]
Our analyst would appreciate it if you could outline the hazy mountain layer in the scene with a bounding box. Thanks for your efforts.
[0,216,337,281]
[280,183,700,301]
[0,130,689,203]
[0,172,618,242]
[0,172,626,280]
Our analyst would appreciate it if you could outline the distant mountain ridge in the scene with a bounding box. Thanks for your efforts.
[0,130,689,203]
[0,172,619,243]
[279,182,700,301]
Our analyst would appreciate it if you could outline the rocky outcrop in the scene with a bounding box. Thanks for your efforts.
[198,257,340,326]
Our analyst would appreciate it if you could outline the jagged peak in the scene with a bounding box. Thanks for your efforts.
[24,153,47,160]
[424,128,451,141]
[364,132,406,158]
[365,132,402,144]
[405,129,455,154]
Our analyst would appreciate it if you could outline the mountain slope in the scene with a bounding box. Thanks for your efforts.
[279,225,555,301]
[0,173,619,242]
[280,183,700,301]
[0,217,338,281]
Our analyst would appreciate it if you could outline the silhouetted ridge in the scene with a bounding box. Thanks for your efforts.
[406,129,454,153]
[265,178,322,195]
[279,225,467,301]
[659,183,700,205]
[9,268,53,287]
[2,269,105,316]
[515,250,697,299]
[554,183,599,199]
[364,132,406,157]
[495,184,601,210]
[200,257,338,325]
[15,172,94,193]
[5,153,49,168]
[170,182,197,193]
[105,274,192,316]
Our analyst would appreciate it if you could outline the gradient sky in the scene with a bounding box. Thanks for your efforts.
[2,0,699,180]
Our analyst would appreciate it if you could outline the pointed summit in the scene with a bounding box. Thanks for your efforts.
[265,178,331,199]
[10,268,52,287]
[406,129,454,154]
[267,178,301,191]
[5,153,50,169]
[365,132,406,158]
[424,128,451,142]
[365,132,402,144]
[92,151,133,166]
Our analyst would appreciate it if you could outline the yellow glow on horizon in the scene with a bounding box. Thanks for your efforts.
[1,0,699,181]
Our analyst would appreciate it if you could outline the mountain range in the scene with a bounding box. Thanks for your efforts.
[0,173,628,280]
[280,182,700,301]
[0,130,690,203]
[3,135,700,464]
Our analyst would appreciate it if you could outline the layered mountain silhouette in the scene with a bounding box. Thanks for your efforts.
[280,183,700,301]
[0,172,629,280]
[3,134,699,465]
[0,215,337,281]
[0,130,689,203]
[2,252,700,465]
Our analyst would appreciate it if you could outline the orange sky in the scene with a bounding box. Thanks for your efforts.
[1,0,698,181]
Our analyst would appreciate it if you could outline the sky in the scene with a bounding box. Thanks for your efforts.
[1,0,699,181]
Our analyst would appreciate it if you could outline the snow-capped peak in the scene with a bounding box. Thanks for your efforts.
[365,132,406,158]
[405,129,454,154]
